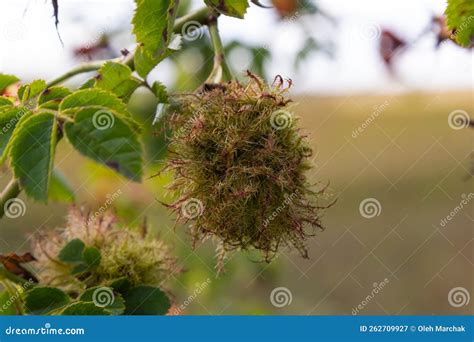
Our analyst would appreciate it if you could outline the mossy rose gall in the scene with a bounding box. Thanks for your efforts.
[32,207,178,294]
[164,73,331,266]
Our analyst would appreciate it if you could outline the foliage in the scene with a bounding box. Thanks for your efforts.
[205,0,249,18]
[32,207,178,294]
[445,0,474,47]
[0,208,176,316]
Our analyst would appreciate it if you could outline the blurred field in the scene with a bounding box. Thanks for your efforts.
[1,90,472,315]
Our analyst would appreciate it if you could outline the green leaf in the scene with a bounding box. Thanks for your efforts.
[134,46,160,78]
[1,109,33,165]
[79,287,126,315]
[82,246,101,269]
[48,169,75,203]
[0,97,13,106]
[0,266,34,286]
[18,79,47,104]
[61,243,101,275]
[205,0,249,18]
[134,35,181,78]
[61,302,110,315]
[60,88,140,132]
[445,0,474,47]
[108,277,132,295]
[0,291,17,315]
[132,0,180,58]
[0,74,19,93]
[65,107,143,181]
[24,287,70,315]
[0,107,27,162]
[58,239,85,264]
[79,78,96,89]
[124,286,171,315]
[10,112,57,201]
[39,86,72,111]
[95,62,140,101]
[151,81,168,103]
[60,88,129,116]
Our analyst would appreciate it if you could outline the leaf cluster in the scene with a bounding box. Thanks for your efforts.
[0,208,176,316]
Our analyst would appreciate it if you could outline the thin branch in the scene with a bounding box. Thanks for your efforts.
[206,17,232,84]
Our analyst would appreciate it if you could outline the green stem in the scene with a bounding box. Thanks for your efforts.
[206,18,232,84]
[46,61,105,87]
[174,7,211,33]
[0,179,20,218]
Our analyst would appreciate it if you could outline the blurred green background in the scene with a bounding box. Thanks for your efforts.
[1,90,472,315]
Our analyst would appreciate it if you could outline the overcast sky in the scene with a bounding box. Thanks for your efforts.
[0,0,472,94]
